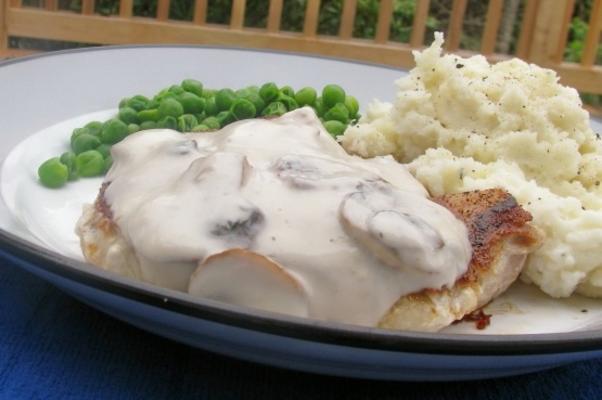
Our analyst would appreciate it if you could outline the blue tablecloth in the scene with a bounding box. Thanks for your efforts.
[2,261,602,400]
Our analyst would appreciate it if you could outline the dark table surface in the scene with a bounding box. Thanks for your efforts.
[2,261,602,400]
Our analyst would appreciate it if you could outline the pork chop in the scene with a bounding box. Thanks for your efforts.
[77,183,539,332]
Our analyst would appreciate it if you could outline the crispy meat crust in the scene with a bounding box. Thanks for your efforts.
[434,188,539,285]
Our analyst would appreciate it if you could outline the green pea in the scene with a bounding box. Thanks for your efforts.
[178,92,205,114]
[126,95,149,111]
[147,99,160,109]
[322,84,346,108]
[236,88,252,98]
[314,97,325,116]
[101,119,129,144]
[168,85,184,95]
[278,94,298,111]
[181,79,204,97]
[215,89,237,112]
[295,87,317,107]
[192,124,210,132]
[158,98,184,119]
[230,98,256,120]
[76,150,105,177]
[205,97,218,116]
[119,107,139,124]
[128,123,140,134]
[323,120,346,137]
[96,144,112,159]
[261,101,287,117]
[245,85,260,93]
[118,98,129,108]
[202,116,220,130]
[280,86,294,98]
[344,95,359,117]
[70,127,90,148]
[72,133,101,154]
[216,111,234,126]
[84,121,103,137]
[259,82,279,102]
[155,92,176,104]
[138,109,160,122]
[154,87,170,99]
[324,103,350,124]
[194,112,207,122]
[202,89,216,99]
[104,156,113,173]
[177,114,199,132]
[60,151,78,181]
[140,121,157,130]
[239,92,265,114]
[158,116,178,130]
[38,157,69,188]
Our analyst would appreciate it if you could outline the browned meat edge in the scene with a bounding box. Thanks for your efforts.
[433,188,538,286]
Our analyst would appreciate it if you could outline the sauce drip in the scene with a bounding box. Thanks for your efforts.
[103,108,471,326]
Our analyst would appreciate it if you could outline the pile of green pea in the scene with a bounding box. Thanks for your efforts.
[37,79,360,188]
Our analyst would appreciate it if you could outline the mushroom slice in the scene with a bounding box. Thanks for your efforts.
[271,154,378,190]
[209,204,265,247]
[339,188,445,273]
[188,249,309,318]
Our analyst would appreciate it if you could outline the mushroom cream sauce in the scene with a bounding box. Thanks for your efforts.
[96,107,471,326]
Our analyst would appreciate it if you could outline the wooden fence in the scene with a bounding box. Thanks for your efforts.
[1,0,601,94]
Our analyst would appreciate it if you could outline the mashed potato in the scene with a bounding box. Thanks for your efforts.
[341,32,602,298]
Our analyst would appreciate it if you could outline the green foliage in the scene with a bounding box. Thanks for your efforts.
[565,0,602,107]
[565,17,591,63]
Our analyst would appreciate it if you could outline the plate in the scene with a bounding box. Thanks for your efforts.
[2,46,602,381]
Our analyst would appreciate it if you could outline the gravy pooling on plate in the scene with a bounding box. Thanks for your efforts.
[96,107,471,326]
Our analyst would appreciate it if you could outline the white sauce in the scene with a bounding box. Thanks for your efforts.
[102,108,471,326]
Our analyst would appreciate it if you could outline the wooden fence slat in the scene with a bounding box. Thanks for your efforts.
[582,0,602,67]
[6,7,417,63]
[446,0,467,51]
[45,0,57,11]
[1,48,37,57]
[156,0,169,21]
[516,0,538,59]
[480,0,503,55]
[338,0,357,39]
[0,0,7,55]
[375,0,393,44]
[303,0,320,37]
[266,0,282,32]
[552,0,575,63]
[528,0,573,65]
[410,0,430,47]
[193,0,207,24]
[82,0,94,15]
[230,0,246,29]
[119,0,132,18]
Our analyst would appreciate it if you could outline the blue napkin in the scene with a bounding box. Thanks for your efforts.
[2,261,601,400]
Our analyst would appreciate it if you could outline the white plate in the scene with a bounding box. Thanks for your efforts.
[2,46,602,381]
